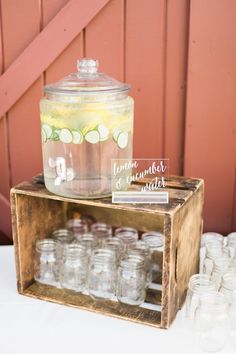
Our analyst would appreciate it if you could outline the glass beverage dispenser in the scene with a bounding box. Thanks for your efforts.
[40,58,134,199]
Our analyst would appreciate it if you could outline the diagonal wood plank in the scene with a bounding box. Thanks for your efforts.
[0,0,110,118]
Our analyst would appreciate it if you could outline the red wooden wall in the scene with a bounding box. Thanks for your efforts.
[0,0,235,242]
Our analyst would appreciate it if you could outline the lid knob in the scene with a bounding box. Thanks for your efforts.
[77,58,99,74]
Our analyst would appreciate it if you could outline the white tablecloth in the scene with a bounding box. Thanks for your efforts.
[0,246,234,354]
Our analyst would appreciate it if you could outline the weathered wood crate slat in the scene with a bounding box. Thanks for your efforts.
[11,175,204,329]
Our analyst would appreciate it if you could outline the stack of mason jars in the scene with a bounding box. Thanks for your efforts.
[34,218,163,307]
[185,232,236,352]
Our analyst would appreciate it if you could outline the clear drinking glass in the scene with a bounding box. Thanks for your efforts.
[141,231,163,283]
[219,272,236,304]
[88,248,116,300]
[34,239,58,286]
[91,222,112,245]
[66,218,88,240]
[115,227,138,252]
[128,240,152,286]
[116,254,146,306]
[40,58,134,199]
[185,274,216,321]
[60,244,89,292]
[194,292,229,353]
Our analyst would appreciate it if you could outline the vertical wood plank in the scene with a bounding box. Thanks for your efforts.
[232,165,236,231]
[126,0,166,158]
[0,2,10,200]
[164,0,190,175]
[85,0,124,81]
[185,0,236,233]
[0,1,11,239]
[1,0,43,187]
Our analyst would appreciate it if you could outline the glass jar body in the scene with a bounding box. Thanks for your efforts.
[194,294,229,352]
[34,239,58,286]
[60,246,88,292]
[116,256,146,306]
[40,96,134,199]
[88,249,116,300]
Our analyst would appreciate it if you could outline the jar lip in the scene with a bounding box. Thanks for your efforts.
[36,239,57,252]
[141,232,163,248]
[120,255,145,269]
[52,229,73,237]
[188,274,216,293]
[67,219,88,228]
[103,237,123,247]
[91,248,115,262]
[63,244,87,258]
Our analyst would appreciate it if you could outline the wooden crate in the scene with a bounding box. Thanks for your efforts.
[10,175,204,329]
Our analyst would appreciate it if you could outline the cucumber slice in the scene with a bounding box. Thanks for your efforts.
[42,124,52,139]
[59,128,73,143]
[85,130,100,144]
[117,131,129,149]
[98,124,109,141]
[41,128,47,143]
[113,128,122,142]
[72,130,83,144]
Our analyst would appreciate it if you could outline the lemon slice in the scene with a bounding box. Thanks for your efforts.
[117,131,129,149]
[85,130,100,144]
[59,128,73,143]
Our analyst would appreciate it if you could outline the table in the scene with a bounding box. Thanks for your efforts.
[0,246,234,354]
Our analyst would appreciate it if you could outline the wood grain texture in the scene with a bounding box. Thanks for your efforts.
[164,0,190,174]
[185,0,236,233]
[0,0,111,117]
[126,0,166,159]
[11,175,203,328]
[25,282,162,328]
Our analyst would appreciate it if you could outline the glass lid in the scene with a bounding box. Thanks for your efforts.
[44,58,130,96]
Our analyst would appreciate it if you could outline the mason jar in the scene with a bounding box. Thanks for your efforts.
[128,240,152,287]
[219,272,236,304]
[66,218,88,240]
[211,255,231,290]
[116,254,146,306]
[185,274,216,321]
[88,248,116,300]
[227,232,236,259]
[229,290,236,348]
[51,229,74,259]
[203,243,223,276]
[101,237,124,264]
[194,292,229,352]
[40,58,134,199]
[60,244,88,292]
[141,231,163,283]
[200,232,224,273]
[34,239,58,286]
[91,222,112,246]
[115,227,138,252]
[76,233,98,256]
